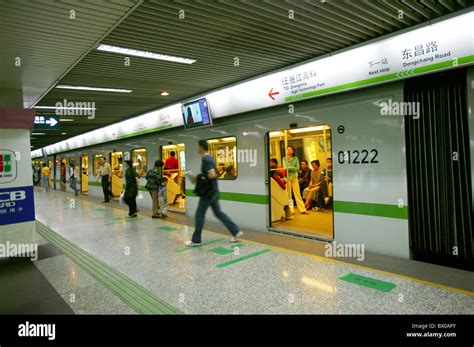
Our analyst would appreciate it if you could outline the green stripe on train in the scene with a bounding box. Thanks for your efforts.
[333,201,408,219]
[84,185,407,219]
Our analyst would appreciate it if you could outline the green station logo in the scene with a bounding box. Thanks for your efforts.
[0,149,18,184]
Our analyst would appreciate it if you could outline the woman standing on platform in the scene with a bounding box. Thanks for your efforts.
[124,160,139,218]
[283,146,308,215]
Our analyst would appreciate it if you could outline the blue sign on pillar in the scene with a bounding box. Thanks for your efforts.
[0,186,35,225]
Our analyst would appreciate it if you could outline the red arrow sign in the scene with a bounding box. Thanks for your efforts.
[268,88,280,100]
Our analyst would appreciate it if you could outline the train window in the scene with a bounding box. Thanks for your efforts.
[131,148,147,177]
[207,137,237,180]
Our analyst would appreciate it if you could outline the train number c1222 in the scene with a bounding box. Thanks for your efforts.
[337,149,379,164]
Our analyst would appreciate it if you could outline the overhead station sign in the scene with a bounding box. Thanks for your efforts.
[34,114,60,130]
[32,11,474,158]
[209,11,473,117]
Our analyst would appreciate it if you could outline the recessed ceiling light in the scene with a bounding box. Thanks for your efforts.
[160,92,170,96]
[32,132,45,135]
[61,132,67,135]
[56,85,132,93]
[60,119,75,122]
[96,44,196,64]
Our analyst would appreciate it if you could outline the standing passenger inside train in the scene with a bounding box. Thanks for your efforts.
[298,160,311,193]
[124,160,139,218]
[185,140,243,246]
[145,159,163,218]
[283,146,308,214]
[97,156,112,203]
[164,151,179,173]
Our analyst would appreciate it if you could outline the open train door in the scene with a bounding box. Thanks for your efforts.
[81,155,88,193]
[161,144,186,213]
[266,125,334,241]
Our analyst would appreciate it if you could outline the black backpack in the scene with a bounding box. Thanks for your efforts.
[194,173,214,197]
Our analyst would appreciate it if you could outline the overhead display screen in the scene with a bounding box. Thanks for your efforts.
[182,98,212,129]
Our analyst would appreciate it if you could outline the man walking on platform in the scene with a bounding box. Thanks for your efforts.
[185,140,242,247]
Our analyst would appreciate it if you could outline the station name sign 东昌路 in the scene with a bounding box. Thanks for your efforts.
[34,114,60,130]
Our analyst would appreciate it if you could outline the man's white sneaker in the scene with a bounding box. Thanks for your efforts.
[230,231,243,243]
[185,240,201,247]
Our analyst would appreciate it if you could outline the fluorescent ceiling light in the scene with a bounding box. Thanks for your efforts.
[60,119,75,122]
[56,85,132,93]
[61,132,67,135]
[32,133,45,135]
[97,44,196,64]
[289,126,328,134]
[160,92,170,96]
[35,106,96,110]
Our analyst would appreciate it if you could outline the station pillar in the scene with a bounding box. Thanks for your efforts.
[0,108,36,254]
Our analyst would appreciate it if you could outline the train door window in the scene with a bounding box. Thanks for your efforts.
[162,144,186,212]
[81,155,88,193]
[207,137,237,180]
[267,125,333,240]
[110,151,123,197]
[131,148,147,177]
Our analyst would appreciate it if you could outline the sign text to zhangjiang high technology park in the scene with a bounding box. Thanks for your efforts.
[32,11,474,158]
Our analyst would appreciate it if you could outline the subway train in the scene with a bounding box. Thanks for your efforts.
[32,12,474,271]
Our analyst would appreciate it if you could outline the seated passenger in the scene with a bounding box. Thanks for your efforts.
[298,160,311,193]
[217,163,226,178]
[269,158,286,189]
[317,157,333,209]
[223,165,236,180]
[303,160,323,210]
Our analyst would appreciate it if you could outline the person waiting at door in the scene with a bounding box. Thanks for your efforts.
[96,156,112,203]
[145,159,163,218]
[282,146,308,215]
[124,160,139,217]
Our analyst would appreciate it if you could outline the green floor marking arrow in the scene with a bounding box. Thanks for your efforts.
[159,225,177,232]
[339,273,396,292]
[216,249,271,268]
[209,247,234,255]
[175,237,225,253]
